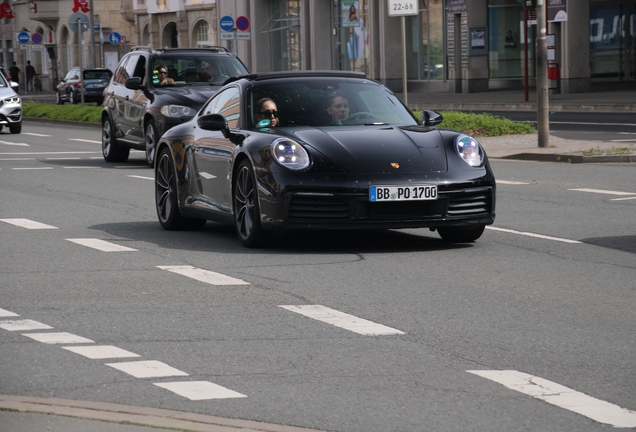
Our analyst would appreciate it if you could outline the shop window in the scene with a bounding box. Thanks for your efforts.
[407,2,444,81]
[488,0,533,79]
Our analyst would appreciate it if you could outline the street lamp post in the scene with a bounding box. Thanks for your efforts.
[536,0,549,148]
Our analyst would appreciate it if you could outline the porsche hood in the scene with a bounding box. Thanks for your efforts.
[292,126,448,173]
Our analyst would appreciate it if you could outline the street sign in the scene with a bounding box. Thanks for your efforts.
[236,32,250,40]
[17,31,30,44]
[220,32,235,40]
[31,32,43,45]
[69,12,90,33]
[108,32,121,45]
[220,15,234,32]
[387,0,418,17]
[236,16,250,32]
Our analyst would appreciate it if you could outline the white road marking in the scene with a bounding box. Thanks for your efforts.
[69,139,101,144]
[570,188,636,196]
[154,381,247,400]
[66,238,137,252]
[468,370,636,428]
[23,133,51,137]
[46,157,81,160]
[199,172,217,179]
[497,180,530,185]
[128,175,154,180]
[0,140,29,147]
[279,305,405,336]
[63,345,141,359]
[63,166,99,169]
[0,158,34,161]
[114,165,149,169]
[157,265,249,286]
[0,151,98,155]
[12,167,53,170]
[22,332,94,344]
[610,139,636,142]
[485,226,581,244]
[105,360,189,378]
[0,319,53,331]
[612,196,636,201]
[0,218,58,229]
[0,308,19,317]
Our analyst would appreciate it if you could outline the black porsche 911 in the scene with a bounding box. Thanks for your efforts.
[154,71,496,247]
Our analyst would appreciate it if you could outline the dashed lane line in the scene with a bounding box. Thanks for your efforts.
[0,218,57,229]
[468,370,636,428]
[128,175,154,180]
[105,360,189,379]
[0,140,29,147]
[485,226,581,244]
[63,345,141,359]
[157,265,250,285]
[569,188,636,196]
[496,180,530,185]
[0,319,53,331]
[154,381,247,401]
[22,332,94,344]
[66,238,138,252]
[0,308,19,317]
[22,133,51,137]
[279,305,405,336]
[69,139,101,144]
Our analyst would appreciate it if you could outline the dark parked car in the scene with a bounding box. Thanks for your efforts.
[56,67,113,104]
[101,46,249,167]
[153,71,496,247]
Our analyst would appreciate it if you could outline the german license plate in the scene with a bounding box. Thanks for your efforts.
[369,185,437,202]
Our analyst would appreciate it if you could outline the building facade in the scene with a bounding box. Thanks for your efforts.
[2,0,632,94]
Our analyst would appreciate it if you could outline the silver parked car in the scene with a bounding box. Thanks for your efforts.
[0,71,21,134]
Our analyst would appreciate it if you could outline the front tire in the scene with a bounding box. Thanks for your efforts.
[437,225,485,243]
[145,120,158,167]
[56,91,64,105]
[9,123,21,134]
[155,147,206,230]
[102,116,129,162]
[233,160,267,248]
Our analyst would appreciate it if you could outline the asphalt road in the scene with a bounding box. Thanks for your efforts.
[1,121,635,432]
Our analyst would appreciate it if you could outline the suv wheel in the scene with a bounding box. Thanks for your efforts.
[9,123,21,134]
[102,116,130,162]
[56,91,64,105]
[145,120,158,167]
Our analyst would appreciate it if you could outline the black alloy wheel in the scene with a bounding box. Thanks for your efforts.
[145,120,158,167]
[155,147,206,230]
[233,160,267,247]
[102,116,130,162]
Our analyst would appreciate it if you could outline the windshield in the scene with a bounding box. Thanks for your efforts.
[150,56,248,87]
[248,77,419,128]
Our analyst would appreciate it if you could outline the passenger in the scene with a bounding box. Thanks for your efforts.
[255,98,279,127]
[155,65,174,85]
[327,93,350,125]
[198,62,218,82]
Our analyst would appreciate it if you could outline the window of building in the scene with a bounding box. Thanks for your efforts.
[406,1,444,81]
[336,0,369,74]
[488,0,534,79]
[268,0,301,71]
[194,20,213,46]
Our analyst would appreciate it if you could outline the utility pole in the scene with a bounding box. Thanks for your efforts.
[89,0,96,68]
[536,0,549,147]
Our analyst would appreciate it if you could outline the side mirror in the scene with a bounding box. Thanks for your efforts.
[197,113,231,138]
[421,110,443,126]
[10,81,19,90]
[125,77,144,90]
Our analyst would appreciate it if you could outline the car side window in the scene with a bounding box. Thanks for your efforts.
[113,57,130,85]
[123,54,140,82]
[205,87,241,128]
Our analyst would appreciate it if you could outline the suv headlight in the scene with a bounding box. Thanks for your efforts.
[455,134,484,167]
[4,96,20,104]
[161,105,195,117]
[272,138,310,170]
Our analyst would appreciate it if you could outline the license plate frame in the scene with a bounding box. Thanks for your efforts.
[369,185,438,202]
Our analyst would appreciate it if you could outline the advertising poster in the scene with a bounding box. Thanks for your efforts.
[342,1,360,27]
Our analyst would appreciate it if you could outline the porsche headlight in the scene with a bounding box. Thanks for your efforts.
[161,105,195,117]
[272,138,310,170]
[455,134,484,167]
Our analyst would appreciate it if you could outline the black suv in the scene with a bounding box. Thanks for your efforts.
[101,47,249,166]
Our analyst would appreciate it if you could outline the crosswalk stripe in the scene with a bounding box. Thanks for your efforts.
[154,381,247,400]
[0,218,57,229]
[468,370,636,428]
[66,238,137,252]
[279,305,405,336]
[157,265,249,285]
[105,360,189,379]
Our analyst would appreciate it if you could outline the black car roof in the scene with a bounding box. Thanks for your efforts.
[227,70,367,84]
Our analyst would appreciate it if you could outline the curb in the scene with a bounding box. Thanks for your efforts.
[0,395,323,432]
[410,103,636,113]
[24,117,101,129]
[498,153,636,163]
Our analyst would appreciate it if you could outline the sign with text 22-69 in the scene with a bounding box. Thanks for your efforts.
[388,0,418,17]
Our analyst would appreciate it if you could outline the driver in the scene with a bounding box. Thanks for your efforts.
[327,93,350,125]
[198,62,219,82]
[255,98,279,127]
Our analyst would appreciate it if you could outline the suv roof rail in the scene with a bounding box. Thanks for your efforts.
[130,46,152,52]
[128,46,231,54]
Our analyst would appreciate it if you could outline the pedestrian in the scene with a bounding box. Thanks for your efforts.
[9,62,20,91]
[25,60,37,93]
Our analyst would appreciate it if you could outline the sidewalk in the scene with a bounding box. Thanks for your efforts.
[399,80,636,162]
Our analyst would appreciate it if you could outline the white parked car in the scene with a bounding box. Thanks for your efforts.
[0,71,21,134]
